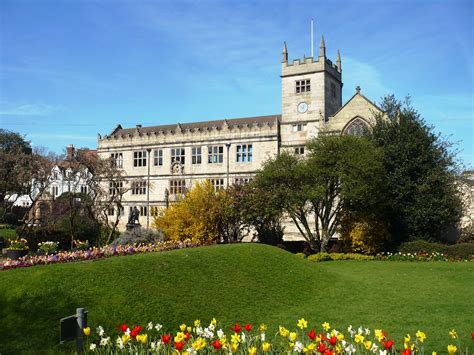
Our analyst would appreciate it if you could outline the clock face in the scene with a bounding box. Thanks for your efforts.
[297,102,308,113]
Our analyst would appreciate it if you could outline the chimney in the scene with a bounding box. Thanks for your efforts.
[66,144,75,161]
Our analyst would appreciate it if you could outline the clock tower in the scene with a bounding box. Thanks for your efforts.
[280,36,342,150]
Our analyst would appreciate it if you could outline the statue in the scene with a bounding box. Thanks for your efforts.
[126,206,140,231]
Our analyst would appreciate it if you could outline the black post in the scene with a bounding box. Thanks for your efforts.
[75,307,87,354]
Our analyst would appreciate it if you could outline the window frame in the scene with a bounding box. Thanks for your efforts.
[171,148,185,165]
[133,150,147,167]
[208,145,224,164]
[192,147,202,165]
[236,144,253,163]
[295,79,311,94]
[153,149,163,166]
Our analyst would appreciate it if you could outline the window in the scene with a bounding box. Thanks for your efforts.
[294,146,305,155]
[107,208,114,216]
[331,82,337,99]
[296,79,311,93]
[192,147,202,164]
[151,206,160,217]
[139,206,147,217]
[52,186,59,197]
[131,181,147,195]
[111,153,123,168]
[170,180,186,194]
[345,119,369,137]
[234,177,253,185]
[133,151,147,167]
[236,144,253,162]
[210,178,225,191]
[80,185,88,194]
[208,145,224,164]
[171,148,185,165]
[109,181,123,195]
[52,171,59,180]
[153,149,163,166]
[119,206,124,216]
[292,123,307,132]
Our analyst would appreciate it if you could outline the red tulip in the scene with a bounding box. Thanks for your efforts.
[161,334,171,345]
[233,323,242,333]
[471,332,474,340]
[245,323,252,332]
[383,340,394,350]
[328,335,337,346]
[319,333,326,341]
[184,332,191,341]
[174,341,185,351]
[324,350,334,355]
[317,342,326,353]
[120,323,128,332]
[130,325,142,338]
[307,329,316,340]
[400,349,411,355]
[212,339,222,349]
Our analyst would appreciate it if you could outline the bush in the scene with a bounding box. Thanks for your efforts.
[295,252,306,258]
[17,226,71,251]
[307,252,374,262]
[445,243,474,259]
[398,240,446,254]
[110,228,165,247]
[307,253,332,262]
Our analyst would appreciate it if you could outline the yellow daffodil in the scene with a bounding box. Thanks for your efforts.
[337,333,344,341]
[364,340,372,350]
[136,334,148,344]
[449,329,457,339]
[322,322,330,331]
[374,329,384,342]
[194,319,200,327]
[303,347,309,353]
[179,324,187,332]
[259,323,267,332]
[174,332,185,343]
[122,334,130,344]
[230,342,239,352]
[415,330,426,343]
[336,344,343,354]
[211,318,217,326]
[447,344,457,354]
[404,334,411,344]
[279,326,289,337]
[248,346,257,355]
[432,352,437,355]
[297,318,308,330]
[231,333,241,344]
[192,337,206,350]
[289,332,297,342]
[354,334,364,343]
[262,342,271,352]
[83,327,91,336]
[307,343,315,351]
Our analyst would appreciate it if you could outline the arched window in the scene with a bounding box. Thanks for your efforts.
[345,118,369,136]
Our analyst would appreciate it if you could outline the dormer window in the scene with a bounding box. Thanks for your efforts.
[296,79,311,94]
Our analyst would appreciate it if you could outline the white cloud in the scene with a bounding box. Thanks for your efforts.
[0,103,61,116]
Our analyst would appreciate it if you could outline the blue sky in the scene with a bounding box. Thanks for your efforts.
[1,0,473,167]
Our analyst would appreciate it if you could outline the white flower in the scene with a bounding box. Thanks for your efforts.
[147,322,153,330]
[345,344,356,354]
[364,328,370,335]
[358,326,364,335]
[155,323,163,331]
[293,341,304,353]
[241,333,246,343]
[348,325,356,338]
[99,337,110,346]
[260,333,266,342]
[116,337,124,349]
[150,342,157,350]
[371,343,379,353]
[203,327,214,339]
[379,350,388,355]
[217,329,225,339]
[89,343,97,351]
[96,325,104,337]
[341,340,347,347]
[208,323,215,331]
[195,326,203,336]
[186,348,197,355]
[125,328,131,336]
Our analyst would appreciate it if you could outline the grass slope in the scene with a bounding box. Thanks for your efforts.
[0,244,472,354]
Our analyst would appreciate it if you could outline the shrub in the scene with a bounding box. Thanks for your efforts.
[307,252,332,262]
[18,226,71,251]
[307,252,374,262]
[110,228,165,247]
[446,243,474,259]
[295,252,306,258]
[340,220,391,255]
[398,240,446,254]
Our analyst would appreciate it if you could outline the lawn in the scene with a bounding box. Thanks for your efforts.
[0,243,472,354]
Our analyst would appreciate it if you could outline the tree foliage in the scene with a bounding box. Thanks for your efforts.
[370,95,463,244]
[255,135,385,252]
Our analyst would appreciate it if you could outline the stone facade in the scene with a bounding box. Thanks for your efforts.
[97,36,383,235]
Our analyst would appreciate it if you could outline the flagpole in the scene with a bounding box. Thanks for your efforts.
[311,18,314,57]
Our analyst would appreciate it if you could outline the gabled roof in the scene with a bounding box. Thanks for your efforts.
[329,91,383,119]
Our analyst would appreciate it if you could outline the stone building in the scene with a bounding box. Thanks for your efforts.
[97,35,383,236]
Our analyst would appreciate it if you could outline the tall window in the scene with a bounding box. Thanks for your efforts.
[52,186,59,197]
[153,149,163,166]
[170,180,186,194]
[171,148,185,165]
[292,123,307,132]
[192,147,202,164]
[234,177,252,185]
[80,185,87,194]
[208,145,224,164]
[236,144,253,162]
[331,82,337,99]
[210,178,225,191]
[345,119,369,137]
[109,181,123,195]
[296,79,311,93]
[111,152,123,168]
[294,146,305,155]
[131,181,146,195]
[133,151,147,167]
[139,206,148,217]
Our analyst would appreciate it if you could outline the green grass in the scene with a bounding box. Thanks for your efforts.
[0,244,472,354]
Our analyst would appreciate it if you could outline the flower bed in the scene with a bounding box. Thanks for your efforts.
[82,318,473,354]
[0,240,205,271]
[375,251,473,262]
